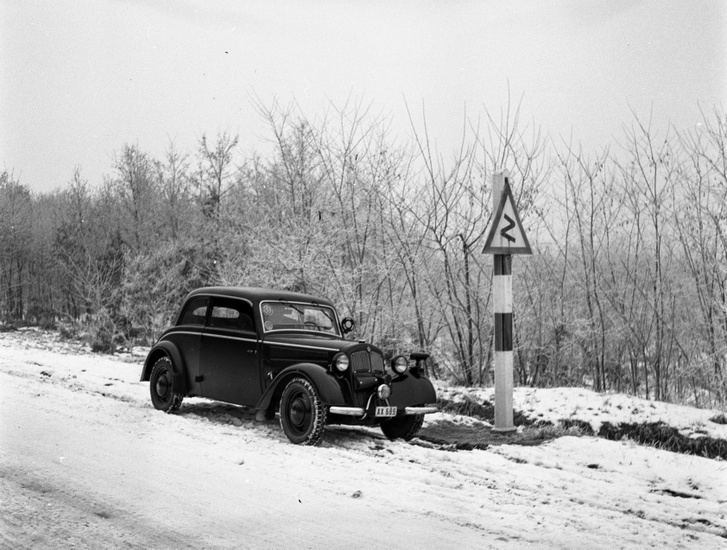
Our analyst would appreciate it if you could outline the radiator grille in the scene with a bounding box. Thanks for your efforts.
[370,352,385,373]
[351,350,385,374]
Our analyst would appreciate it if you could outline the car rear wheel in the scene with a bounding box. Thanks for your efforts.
[279,377,327,445]
[149,356,183,413]
[381,414,424,441]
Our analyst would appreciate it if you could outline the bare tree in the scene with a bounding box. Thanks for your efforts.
[158,140,192,241]
[617,112,681,400]
[112,144,157,251]
[197,131,239,220]
[0,171,32,320]
[673,106,727,405]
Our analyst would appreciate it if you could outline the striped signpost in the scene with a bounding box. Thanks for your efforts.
[482,170,532,432]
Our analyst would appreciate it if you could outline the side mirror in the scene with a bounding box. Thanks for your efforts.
[341,317,355,334]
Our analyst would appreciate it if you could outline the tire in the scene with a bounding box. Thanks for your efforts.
[279,377,327,445]
[149,356,184,413]
[381,414,424,441]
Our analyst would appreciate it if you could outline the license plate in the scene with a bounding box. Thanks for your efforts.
[375,406,397,417]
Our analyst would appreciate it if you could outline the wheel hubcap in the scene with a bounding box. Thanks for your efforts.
[156,371,171,399]
[289,394,310,431]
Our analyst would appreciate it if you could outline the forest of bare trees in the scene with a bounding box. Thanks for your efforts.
[1,100,725,408]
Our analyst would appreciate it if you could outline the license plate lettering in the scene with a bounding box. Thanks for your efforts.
[375,406,397,417]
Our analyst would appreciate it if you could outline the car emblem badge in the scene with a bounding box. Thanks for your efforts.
[367,346,371,353]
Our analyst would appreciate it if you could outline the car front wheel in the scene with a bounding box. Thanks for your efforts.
[279,377,327,445]
[381,414,424,441]
[149,356,183,413]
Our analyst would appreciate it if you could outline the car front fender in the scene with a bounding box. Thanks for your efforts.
[387,374,437,408]
[255,363,347,415]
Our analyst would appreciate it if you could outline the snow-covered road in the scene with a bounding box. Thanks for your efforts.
[1,330,725,549]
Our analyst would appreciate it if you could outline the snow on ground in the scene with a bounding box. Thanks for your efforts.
[438,383,727,440]
[1,328,726,549]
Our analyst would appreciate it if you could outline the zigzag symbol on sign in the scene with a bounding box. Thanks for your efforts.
[501,214,516,243]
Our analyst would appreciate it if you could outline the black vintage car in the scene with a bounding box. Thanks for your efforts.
[140,287,437,445]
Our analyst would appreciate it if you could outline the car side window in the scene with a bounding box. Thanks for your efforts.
[178,297,209,326]
[208,299,255,333]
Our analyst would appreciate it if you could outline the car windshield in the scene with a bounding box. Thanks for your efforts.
[260,301,340,336]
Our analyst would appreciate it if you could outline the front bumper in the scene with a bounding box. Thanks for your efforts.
[329,405,438,416]
[402,406,438,415]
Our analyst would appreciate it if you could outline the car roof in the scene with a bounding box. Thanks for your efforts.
[186,286,336,307]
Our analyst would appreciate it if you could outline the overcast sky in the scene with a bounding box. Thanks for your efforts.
[2,0,725,193]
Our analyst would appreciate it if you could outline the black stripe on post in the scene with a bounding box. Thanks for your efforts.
[494,313,513,352]
[494,254,512,276]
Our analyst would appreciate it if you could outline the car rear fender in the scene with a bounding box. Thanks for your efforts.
[140,341,188,394]
[256,363,346,415]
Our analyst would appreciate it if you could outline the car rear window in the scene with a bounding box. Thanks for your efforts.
[178,297,209,326]
[208,298,255,332]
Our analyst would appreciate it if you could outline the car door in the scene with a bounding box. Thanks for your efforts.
[199,297,261,406]
[164,295,209,394]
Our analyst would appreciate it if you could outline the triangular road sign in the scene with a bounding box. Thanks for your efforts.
[482,178,532,255]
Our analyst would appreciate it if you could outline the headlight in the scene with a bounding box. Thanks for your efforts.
[333,353,349,372]
[377,384,391,399]
[391,355,409,374]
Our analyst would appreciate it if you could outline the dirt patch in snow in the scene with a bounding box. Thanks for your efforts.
[418,420,579,451]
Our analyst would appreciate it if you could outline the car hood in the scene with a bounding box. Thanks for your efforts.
[263,333,379,354]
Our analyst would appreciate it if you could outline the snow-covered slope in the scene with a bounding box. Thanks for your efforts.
[1,329,726,549]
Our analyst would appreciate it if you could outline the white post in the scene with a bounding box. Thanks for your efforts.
[492,170,515,432]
